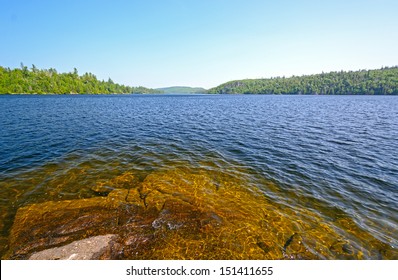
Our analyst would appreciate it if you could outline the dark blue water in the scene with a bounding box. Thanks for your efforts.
[0,94,397,258]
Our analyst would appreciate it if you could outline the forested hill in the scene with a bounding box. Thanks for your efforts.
[208,67,398,95]
[0,65,158,94]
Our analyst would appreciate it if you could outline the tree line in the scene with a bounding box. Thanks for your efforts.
[208,66,398,95]
[0,64,159,94]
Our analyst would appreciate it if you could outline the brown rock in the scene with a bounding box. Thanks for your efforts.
[7,169,394,259]
[5,190,130,259]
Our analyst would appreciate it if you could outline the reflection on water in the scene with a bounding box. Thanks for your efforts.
[0,94,397,259]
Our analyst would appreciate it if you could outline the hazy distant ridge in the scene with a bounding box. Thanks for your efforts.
[156,86,207,94]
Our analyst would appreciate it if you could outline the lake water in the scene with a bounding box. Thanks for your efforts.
[0,94,397,259]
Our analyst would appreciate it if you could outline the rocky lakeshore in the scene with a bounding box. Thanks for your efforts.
[3,169,396,260]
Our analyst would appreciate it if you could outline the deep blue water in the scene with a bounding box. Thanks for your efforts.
[0,94,397,257]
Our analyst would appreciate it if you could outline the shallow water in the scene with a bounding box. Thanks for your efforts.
[0,94,397,259]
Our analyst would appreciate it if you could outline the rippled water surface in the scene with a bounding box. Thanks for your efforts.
[0,94,397,259]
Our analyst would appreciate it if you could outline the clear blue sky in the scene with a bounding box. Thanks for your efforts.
[1,0,397,89]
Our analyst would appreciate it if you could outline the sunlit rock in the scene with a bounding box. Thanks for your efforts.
[29,234,118,260]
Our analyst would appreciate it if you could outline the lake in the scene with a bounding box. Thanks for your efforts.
[0,94,397,259]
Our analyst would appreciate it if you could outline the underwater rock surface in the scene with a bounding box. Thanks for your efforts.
[5,169,397,260]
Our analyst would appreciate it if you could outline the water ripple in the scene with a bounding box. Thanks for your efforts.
[0,94,397,258]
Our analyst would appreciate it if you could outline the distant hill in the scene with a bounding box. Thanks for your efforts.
[156,86,207,94]
[208,66,398,95]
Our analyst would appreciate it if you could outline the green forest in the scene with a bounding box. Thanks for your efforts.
[208,67,398,95]
[0,64,158,94]
[2,64,398,95]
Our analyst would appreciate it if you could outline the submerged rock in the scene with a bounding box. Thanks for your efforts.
[5,168,397,259]
[90,185,115,196]
[5,190,129,259]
